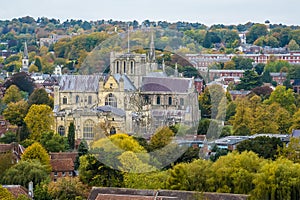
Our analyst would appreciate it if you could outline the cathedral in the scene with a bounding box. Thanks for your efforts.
[53,37,200,143]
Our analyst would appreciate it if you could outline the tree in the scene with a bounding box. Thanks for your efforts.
[264,85,296,114]
[74,140,88,170]
[230,98,252,135]
[40,131,68,152]
[210,151,264,194]
[2,85,23,104]
[3,100,28,126]
[246,24,268,44]
[24,104,54,141]
[0,132,17,144]
[236,70,262,90]
[47,177,89,200]
[4,72,35,95]
[34,56,42,71]
[149,127,174,151]
[0,152,16,181]
[278,137,300,163]
[251,158,300,200]
[251,86,273,100]
[237,136,283,160]
[2,160,49,188]
[67,122,75,150]
[28,88,53,108]
[0,185,14,200]
[223,60,236,69]
[288,39,300,51]
[254,63,265,75]
[22,142,51,172]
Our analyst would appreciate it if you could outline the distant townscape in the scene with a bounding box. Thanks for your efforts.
[1,16,300,199]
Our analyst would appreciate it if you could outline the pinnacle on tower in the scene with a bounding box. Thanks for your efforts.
[149,29,155,62]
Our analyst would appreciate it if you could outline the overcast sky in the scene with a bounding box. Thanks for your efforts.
[1,0,299,26]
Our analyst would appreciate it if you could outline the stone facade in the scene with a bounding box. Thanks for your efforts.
[53,50,200,143]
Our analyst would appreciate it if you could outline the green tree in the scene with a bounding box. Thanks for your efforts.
[0,152,16,180]
[2,160,49,188]
[67,122,75,150]
[264,85,296,114]
[246,24,268,44]
[74,140,88,170]
[237,136,283,160]
[230,98,252,135]
[236,70,262,90]
[278,137,300,163]
[28,88,53,108]
[40,131,68,152]
[34,56,42,71]
[2,85,23,104]
[22,142,51,172]
[0,132,17,144]
[24,104,54,141]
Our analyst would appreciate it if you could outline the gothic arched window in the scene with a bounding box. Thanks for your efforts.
[105,93,117,107]
[58,126,65,136]
[76,95,80,104]
[83,120,94,139]
[116,60,120,73]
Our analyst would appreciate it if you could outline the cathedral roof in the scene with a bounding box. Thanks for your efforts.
[96,105,126,117]
[141,77,193,93]
[113,74,136,91]
[59,75,101,92]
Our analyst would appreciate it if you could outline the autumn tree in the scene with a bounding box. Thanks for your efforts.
[4,72,35,95]
[2,85,23,104]
[251,158,300,200]
[3,100,28,126]
[230,98,252,135]
[278,137,300,163]
[246,24,268,44]
[149,127,174,151]
[24,104,54,141]
[0,185,14,200]
[47,177,89,200]
[22,142,51,172]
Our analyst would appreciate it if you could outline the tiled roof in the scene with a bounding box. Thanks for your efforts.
[3,185,30,199]
[59,75,101,92]
[141,77,193,93]
[50,158,74,172]
[49,152,78,163]
[0,144,12,153]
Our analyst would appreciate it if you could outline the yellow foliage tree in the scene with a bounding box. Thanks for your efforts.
[22,142,51,173]
[24,104,54,141]
[2,85,22,104]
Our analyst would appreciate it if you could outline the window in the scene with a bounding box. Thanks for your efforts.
[69,171,73,176]
[54,172,57,176]
[156,96,161,105]
[105,93,117,107]
[58,126,65,136]
[62,172,66,177]
[76,95,80,104]
[88,96,92,104]
[130,61,134,74]
[180,98,184,106]
[83,120,95,139]
[168,97,172,105]
[144,95,149,104]
[116,61,120,73]
[63,96,67,104]
[123,61,126,73]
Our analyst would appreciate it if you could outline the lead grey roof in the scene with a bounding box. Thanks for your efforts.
[141,77,193,93]
[113,74,136,91]
[96,105,125,117]
[59,75,101,92]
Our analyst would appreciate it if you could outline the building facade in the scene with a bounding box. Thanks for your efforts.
[53,50,200,143]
